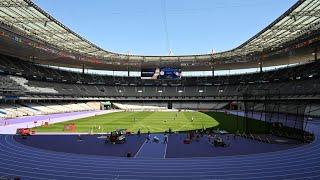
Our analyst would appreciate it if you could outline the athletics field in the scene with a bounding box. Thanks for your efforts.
[33,111,267,133]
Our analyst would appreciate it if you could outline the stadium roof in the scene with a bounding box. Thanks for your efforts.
[0,0,319,62]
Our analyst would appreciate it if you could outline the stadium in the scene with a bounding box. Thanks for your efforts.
[0,0,320,179]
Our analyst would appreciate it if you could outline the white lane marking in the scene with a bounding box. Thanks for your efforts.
[134,139,147,158]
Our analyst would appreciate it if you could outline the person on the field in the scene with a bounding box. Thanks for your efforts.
[196,133,200,142]
[147,134,151,143]
[77,134,83,141]
[208,134,214,142]
[127,152,131,158]
[163,134,168,144]
[137,129,141,136]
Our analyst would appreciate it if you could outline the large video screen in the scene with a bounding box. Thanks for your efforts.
[141,67,181,80]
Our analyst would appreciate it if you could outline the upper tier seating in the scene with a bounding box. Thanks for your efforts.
[0,75,25,94]
[9,76,58,94]
[0,54,319,98]
[0,53,319,87]
[1,74,320,98]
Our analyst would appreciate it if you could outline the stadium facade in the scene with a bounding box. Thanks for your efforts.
[0,0,319,116]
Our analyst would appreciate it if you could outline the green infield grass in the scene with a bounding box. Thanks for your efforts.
[33,111,219,133]
[33,111,268,134]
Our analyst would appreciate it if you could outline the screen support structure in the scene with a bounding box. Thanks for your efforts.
[82,64,85,75]
[259,61,263,73]
[211,66,215,77]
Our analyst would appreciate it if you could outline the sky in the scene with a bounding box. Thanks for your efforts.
[33,0,297,56]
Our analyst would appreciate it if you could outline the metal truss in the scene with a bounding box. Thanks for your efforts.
[0,0,319,63]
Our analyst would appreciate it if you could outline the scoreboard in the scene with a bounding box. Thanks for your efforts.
[141,67,181,80]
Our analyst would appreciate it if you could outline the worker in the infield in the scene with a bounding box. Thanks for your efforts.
[163,134,168,144]
[146,133,151,143]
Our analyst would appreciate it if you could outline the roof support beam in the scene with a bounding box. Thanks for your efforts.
[291,10,320,18]
[0,16,49,24]
[0,2,29,8]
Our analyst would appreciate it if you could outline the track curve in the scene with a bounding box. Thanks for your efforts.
[0,123,319,179]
